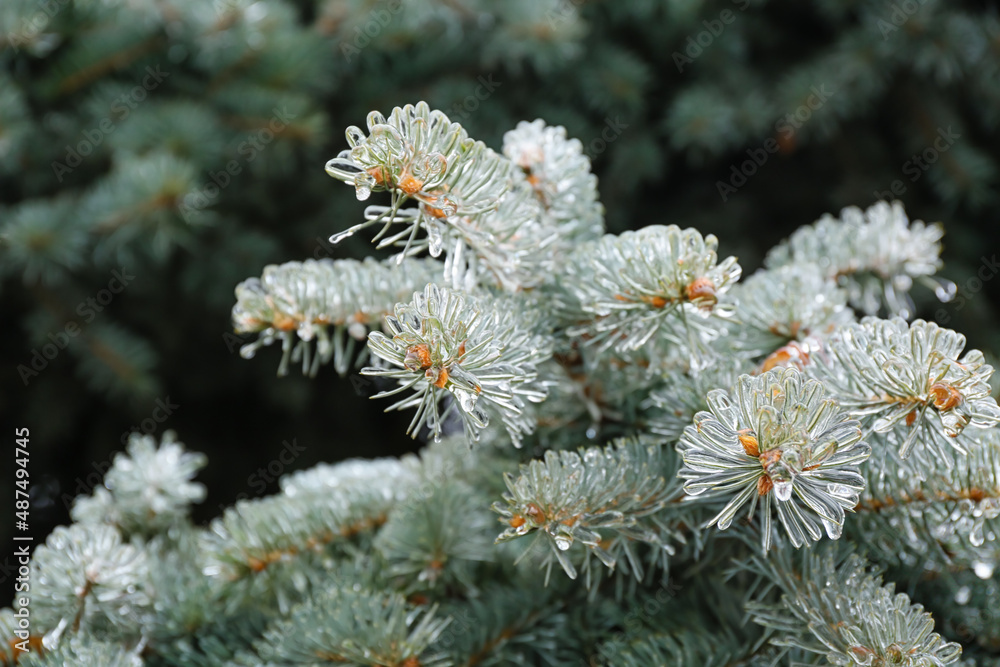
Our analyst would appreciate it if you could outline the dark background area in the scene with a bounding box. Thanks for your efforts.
[2,0,999,605]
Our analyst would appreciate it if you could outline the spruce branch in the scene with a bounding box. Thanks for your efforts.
[430,584,571,666]
[749,548,963,666]
[364,283,552,445]
[852,427,1000,568]
[325,101,516,262]
[764,200,955,318]
[501,118,605,249]
[728,263,855,358]
[249,586,451,667]
[645,358,752,441]
[27,524,152,638]
[17,636,144,667]
[492,439,685,583]
[806,317,1000,461]
[70,431,206,538]
[233,257,440,376]
[563,224,741,355]
[374,481,495,595]
[678,367,870,551]
[203,457,420,591]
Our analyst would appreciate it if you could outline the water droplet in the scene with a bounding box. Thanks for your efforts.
[973,560,994,579]
[452,386,478,413]
[427,223,444,257]
[969,525,986,547]
[329,227,357,244]
[239,345,256,359]
[554,534,572,551]
[934,278,957,302]
[774,479,793,502]
[347,322,367,340]
[955,586,971,605]
[354,173,375,200]
[586,427,598,440]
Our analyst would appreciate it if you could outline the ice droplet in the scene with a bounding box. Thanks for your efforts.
[452,385,478,413]
[354,173,375,201]
[973,560,994,579]
[329,227,357,244]
[934,278,958,302]
[427,223,444,257]
[955,586,971,605]
[774,479,793,502]
[347,321,367,340]
[554,534,572,551]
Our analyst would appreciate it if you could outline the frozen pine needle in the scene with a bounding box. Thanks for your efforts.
[364,283,552,445]
[678,367,870,551]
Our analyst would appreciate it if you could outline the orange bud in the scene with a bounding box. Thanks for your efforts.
[929,381,962,411]
[685,277,717,306]
[525,502,545,522]
[398,172,424,195]
[404,344,433,371]
[739,433,760,457]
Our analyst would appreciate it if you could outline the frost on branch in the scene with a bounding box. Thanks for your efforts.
[563,224,741,355]
[678,367,870,551]
[364,283,552,445]
[232,257,440,376]
[728,263,855,358]
[749,549,963,666]
[765,200,955,318]
[807,317,1000,461]
[493,439,686,584]
[28,524,152,637]
[70,431,206,537]
[324,101,515,262]
[502,119,604,249]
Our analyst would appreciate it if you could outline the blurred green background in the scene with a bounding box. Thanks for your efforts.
[2,0,999,602]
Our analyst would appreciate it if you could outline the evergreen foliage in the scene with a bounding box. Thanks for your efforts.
[5,97,1000,665]
[5,0,1000,665]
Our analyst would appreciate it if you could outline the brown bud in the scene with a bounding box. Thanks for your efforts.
[757,475,773,496]
[525,502,545,523]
